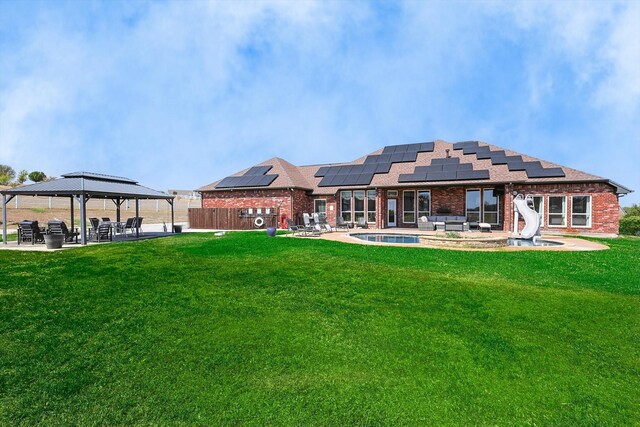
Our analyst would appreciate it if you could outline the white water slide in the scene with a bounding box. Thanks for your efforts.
[513,194,540,239]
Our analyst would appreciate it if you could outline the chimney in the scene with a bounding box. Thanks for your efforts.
[445,149,450,158]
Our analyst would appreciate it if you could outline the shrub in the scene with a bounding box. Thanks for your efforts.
[623,204,640,217]
[619,216,640,236]
[28,171,46,182]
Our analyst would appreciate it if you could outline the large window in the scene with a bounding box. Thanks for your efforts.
[548,196,566,227]
[340,191,352,222]
[403,191,415,223]
[483,189,499,224]
[367,190,376,222]
[354,191,365,223]
[466,189,481,223]
[572,195,592,227]
[418,191,431,220]
[314,199,327,219]
[532,196,544,226]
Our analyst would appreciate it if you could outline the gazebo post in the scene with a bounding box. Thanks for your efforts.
[80,194,87,245]
[116,198,121,223]
[135,198,140,238]
[2,194,7,244]
[170,199,175,233]
[70,196,75,235]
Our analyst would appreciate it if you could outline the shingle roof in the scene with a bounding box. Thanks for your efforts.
[197,140,632,195]
[1,172,172,199]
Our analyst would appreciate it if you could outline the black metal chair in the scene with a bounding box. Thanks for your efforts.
[88,218,100,239]
[357,217,369,229]
[336,216,351,231]
[91,223,112,242]
[286,218,302,236]
[47,220,79,243]
[18,220,45,245]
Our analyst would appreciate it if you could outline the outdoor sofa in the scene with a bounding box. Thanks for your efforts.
[419,215,469,232]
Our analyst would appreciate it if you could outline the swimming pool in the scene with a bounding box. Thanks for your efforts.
[351,233,421,244]
[506,238,563,247]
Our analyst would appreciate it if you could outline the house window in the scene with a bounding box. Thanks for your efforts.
[548,196,566,227]
[403,191,415,223]
[367,190,376,222]
[532,195,544,226]
[466,189,481,223]
[314,199,327,219]
[417,190,431,220]
[483,189,499,224]
[354,190,365,223]
[341,191,352,222]
[571,195,592,227]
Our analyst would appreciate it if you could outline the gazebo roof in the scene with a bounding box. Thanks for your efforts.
[0,171,173,200]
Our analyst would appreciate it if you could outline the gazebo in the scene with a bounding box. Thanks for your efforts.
[1,172,175,245]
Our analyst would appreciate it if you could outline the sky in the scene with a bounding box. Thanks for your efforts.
[0,0,638,205]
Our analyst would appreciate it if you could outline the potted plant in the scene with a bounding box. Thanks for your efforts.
[44,231,64,249]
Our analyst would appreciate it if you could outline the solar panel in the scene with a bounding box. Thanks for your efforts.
[315,166,329,177]
[431,157,460,165]
[356,173,375,185]
[526,168,565,178]
[402,152,418,162]
[505,155,523,163]
[419,142,435,152]
[362,163,378,174]
[453,141,478,150]
[343,174,360,185]
[390,152,405,163]
[475,148,493,159]
[324,167,340,176]
[245,166,273,176]
[507,162,528,171]
[426,171,457,181]
[375,163,391,174]
[490,155,508,165]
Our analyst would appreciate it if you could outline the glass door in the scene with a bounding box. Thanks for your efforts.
[387,199,397,227]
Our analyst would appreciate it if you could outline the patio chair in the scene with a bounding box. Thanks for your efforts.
[336,216,351,231]
[318,214,333,232]
[286,218,302,236]
[302,213,320,236]
[88,218,100,239]
[47,220,79,243]
[18,220,45,245]
[134,217,144,235]
[356,217,369,229]
[91,223,112,242]
[120,217,135,236]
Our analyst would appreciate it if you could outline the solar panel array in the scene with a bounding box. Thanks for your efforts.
[452,141,565,178]
[398,157,490,183]
[316,142,434,187]
[216,165,279,189]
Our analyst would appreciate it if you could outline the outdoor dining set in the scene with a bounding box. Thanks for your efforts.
[16,217,145,245]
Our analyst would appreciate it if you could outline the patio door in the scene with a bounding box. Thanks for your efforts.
[387,199,397,227]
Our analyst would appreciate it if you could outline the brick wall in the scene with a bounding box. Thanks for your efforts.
[201,189,310,228]
[506,183,619,235]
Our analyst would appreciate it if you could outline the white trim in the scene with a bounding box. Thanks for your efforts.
[417,189,431,218]
[403,190,416,223]
[571,195,592,228]
[482,188,500,225]
[548,195,567,228]
[465,188,481,223]
[387,198,397,227]
[532,195,545,227]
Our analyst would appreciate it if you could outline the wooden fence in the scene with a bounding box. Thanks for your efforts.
[188,208,280,230]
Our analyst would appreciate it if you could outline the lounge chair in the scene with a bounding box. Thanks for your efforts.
[302,213,320,236]
[47,220,79,243]
[356,217,369,229]
[91,223,112,242]
[336,216,351,231]
[318,214,333,232]
[18,220,45,245]
[286,218,302,236]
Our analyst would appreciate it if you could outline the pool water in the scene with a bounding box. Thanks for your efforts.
[506,238,563,247]
[351,233,421,244]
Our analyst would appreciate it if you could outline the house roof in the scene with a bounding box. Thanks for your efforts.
[197,140,632,196]
[1,171,173,199]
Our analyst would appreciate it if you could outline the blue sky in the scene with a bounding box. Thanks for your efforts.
[1,0,638,204]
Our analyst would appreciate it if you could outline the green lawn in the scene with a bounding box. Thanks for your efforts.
[1,233,639,425]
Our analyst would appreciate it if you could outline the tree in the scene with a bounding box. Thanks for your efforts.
[17,169,29,184]
[28,171,47,182]
[0,164,16,185]
[623,204,640,217]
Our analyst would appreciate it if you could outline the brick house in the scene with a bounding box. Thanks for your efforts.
[196,140,632,236]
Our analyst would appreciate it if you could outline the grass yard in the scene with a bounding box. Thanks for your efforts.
[1,233,639,425]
